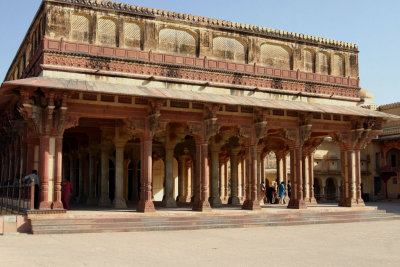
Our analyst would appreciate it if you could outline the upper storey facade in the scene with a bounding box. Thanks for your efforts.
[5,0,361,102]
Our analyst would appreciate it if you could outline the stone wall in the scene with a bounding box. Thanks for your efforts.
[6,0,359,82]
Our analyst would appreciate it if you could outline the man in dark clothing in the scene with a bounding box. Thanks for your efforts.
[266,186,276,204]
[287,181,292,199]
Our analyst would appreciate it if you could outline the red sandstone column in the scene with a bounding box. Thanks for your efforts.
[98,146,111,207]
[52,136,63,209]
[193,141,211,211]
[86,148,98,206]
[355,149,364,206]
[162,144,177,208]
[242,144,261,210]
[288,146,307,209]
[209,146,222,207]
[228,149,240,205]
[309,152,317,205]
[114,141,127,209]
[137,134,155,212]
[302,153,310,203]
[219,159,224,200]
[177,155,186,202]
[39,136,51,209]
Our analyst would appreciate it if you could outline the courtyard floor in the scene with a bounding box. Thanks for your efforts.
[1,202,399,267]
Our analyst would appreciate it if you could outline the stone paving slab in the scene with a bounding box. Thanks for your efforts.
[1,219,400,267]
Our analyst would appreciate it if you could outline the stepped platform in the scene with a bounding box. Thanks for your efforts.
[27,203,400,235]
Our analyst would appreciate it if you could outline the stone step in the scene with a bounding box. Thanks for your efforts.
[30,212,392,227]
[31,214,400,235]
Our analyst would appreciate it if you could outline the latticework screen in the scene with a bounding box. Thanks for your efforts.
[318,52,329,75]
[260,44,290,70]
[124,22,141,49]
[159,28,196,56]
[304,50,314,73]
[71,14,90,43]
[212,37,245,62]
[333,54,345,77]
[98,18,117,46]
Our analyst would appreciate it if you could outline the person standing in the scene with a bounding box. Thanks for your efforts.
[23,170,39,209]
[287,180,292,199]
[260,181,266,204]
[266,185,275,204]
[278,181,286,204]
[62,178,73,210]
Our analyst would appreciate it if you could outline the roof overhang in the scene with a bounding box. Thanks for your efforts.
[2,77,400,121]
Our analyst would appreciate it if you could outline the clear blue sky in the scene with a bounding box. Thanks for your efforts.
[1,0,399,105]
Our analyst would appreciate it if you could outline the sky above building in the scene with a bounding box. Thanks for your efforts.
[0,0,399,105]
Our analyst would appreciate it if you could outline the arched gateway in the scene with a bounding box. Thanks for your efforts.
[0,0,399,214]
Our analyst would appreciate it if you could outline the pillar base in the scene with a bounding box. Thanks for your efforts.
[39,201,52,210]
[228,196,241,205]
[209,197,222,207]
[137,200,156,213]
[242,199,261,210]
[98,196,111,207]
[86,196,98,206]
[52,201,64,209]
[309,197,317,205]
[287,198,307,209]
[177,195,191,203]
[339,198,365,207]
[192,200,212,212]
[162,196,177,208]
[113,198,127,209]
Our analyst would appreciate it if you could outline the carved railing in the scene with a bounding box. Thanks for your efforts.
[0,180,34,215]
[42,38,360,99]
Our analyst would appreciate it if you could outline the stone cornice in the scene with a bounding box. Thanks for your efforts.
[46,0,359,52]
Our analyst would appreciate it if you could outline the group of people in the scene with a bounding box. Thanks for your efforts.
[260,180,291,205]
[23,170,73,210]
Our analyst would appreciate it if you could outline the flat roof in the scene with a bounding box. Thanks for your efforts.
[3,77,399,120]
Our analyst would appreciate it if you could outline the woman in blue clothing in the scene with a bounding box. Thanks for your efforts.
[278,181,286,205]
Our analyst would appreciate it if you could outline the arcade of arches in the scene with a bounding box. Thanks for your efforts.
[0,88,388,212]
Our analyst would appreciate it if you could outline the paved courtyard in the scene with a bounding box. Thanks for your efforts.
[1,203,400,267]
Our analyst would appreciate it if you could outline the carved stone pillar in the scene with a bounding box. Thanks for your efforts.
[339,149,362,207]
[162,144,177,208]
[209,146,222,207]
[69,153,77,203]
[86,148,98,205]
[219,159,225,201]
[177,155,186,203]
[225,159,229,200]
[228,149,240,205]
[242,144,261,210]
[257,148,262,201]
[321,183,326,201]
[192,141,211,212]
[98,145,111,207]
[355,150,364,205]
[184,159,192,202]
[137,135,155,212]
[309,152,317,205]
[52,136,64,209]
[287,146,307,209]
[113,141,127,209]
[76,150,86,204]
[302,153,310,203]
[38,136,51,209]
